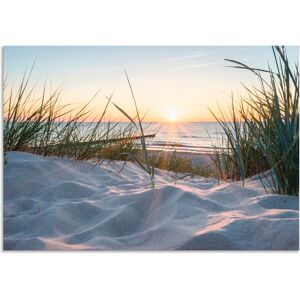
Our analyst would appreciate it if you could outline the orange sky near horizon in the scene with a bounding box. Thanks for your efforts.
[4,46,299,123]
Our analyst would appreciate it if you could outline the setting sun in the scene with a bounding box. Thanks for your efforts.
[168,108,178,122]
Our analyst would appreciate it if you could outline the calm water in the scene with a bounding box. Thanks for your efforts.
[76,122,226,154]
[144,122,225,153]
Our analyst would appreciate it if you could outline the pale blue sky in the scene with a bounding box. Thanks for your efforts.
[3,46,299,121]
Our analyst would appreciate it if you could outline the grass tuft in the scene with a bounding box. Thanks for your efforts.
[210,46,299,195]
[3,68,142,166]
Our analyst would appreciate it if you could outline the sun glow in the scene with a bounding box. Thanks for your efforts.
[167,108,178,122]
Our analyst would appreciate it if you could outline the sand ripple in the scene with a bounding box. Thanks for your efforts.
[4,152,299,250]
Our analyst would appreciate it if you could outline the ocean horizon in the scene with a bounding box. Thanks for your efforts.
[77,121,225,153]
[144,121,224,153]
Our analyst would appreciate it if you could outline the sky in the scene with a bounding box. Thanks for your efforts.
[3,46,299,122]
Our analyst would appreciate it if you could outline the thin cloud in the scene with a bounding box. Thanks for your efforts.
[172,61,221,70]
[223,47,253,54]
[172,52,255,70]
[58,67,108,73]
[167,50,212,61]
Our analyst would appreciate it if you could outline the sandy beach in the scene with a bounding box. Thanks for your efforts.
[4,151,298,250]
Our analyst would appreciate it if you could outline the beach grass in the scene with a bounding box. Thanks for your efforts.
[108,71,155,188]
[3,67,142,166]
[209,46,299,195]
[145,150,214,182]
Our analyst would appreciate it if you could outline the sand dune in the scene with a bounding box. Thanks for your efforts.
[4,151,299,250]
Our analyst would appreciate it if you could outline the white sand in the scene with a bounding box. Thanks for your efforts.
[4,151,299,250]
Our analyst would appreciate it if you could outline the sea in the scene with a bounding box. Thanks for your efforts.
[77,122,226,154]
[143,122,225,154]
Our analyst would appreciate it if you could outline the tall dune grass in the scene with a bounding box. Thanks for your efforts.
[210,46,299,195]
[3,68,141,166]
[108,71,155,188]
[3,67,157,187]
